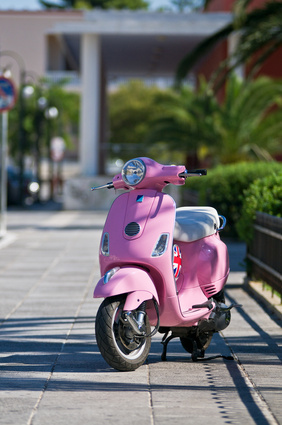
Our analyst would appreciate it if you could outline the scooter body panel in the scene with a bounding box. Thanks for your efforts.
[99,189,177,302]
[94,266,159,308]
[174,235,229,314]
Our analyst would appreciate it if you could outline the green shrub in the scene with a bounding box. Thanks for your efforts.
[182,161,282,238]
[236,172,282,244]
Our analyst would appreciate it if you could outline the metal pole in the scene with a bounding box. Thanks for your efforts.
[18,70,25,206]
[0,111,8,238]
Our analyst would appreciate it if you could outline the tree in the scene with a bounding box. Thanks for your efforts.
[146,74,282,165]
[145,81,220,167]
[39,0,149,9]
[108,80,176,162]
[170,0,204,11]
[212,74,282,162]
[8,80,80,167]
[175,0,282,89]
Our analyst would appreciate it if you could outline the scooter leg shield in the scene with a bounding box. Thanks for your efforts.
[93,267,159,308]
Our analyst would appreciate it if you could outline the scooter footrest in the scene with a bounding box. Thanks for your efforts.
[192,301,213,310]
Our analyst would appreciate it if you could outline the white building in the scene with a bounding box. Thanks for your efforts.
[0,9,231,208]
[0,9,231,173]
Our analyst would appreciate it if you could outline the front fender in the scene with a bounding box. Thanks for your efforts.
[94,267,159,310]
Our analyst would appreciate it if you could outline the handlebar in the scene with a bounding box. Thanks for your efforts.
[179,169,207,178]
[91,168,207,191]
[91,182,114,191]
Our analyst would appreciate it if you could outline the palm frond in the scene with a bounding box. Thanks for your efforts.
[175,23,234,85]
[176,0,282,87]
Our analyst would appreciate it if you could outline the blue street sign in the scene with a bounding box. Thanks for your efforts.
[0,76,17,112]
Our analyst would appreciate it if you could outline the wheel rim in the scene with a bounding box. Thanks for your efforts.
[111,304,148,360]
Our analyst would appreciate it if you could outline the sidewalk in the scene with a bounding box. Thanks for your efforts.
[0,209,281,425]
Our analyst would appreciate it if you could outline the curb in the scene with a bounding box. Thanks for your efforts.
[244,277,282,321]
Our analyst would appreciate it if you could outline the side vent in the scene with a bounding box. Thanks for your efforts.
[202,284,217,297]
[124,222,140,237]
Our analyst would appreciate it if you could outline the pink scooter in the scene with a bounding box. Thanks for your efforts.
[92,157,236,371]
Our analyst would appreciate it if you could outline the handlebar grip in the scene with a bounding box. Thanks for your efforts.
[179,169,207,178]
[187,169,207,175]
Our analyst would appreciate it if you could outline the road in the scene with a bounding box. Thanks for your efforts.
[0,209,281,425]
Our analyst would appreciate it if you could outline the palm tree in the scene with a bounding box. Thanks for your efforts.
[146,82,222,167]
[175,0,282,89]
[213,74,282,162]
[147,74,282,165]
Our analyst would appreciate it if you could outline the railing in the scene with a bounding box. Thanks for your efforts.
[247,212,282,301]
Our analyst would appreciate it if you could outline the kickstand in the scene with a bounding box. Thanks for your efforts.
[191,340,206,362]
[161,332,178,361]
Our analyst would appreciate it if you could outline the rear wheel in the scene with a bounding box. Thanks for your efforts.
[213,289,226,303]
[180,331,213,360]
[95,296,151,371]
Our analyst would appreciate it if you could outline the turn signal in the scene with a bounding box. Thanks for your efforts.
[152,234,169,257]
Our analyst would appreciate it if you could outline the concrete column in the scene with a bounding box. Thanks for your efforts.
[228,31,244,79]
[80,33,101,176]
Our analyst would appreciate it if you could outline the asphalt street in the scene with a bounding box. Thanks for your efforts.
[0,208,281,425]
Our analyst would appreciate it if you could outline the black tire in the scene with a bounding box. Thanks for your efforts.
[95,296,151,371]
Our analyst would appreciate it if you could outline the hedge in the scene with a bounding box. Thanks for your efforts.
[236,171,282,244]
[182,161,282,238]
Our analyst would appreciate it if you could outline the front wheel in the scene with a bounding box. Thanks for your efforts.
[95,296,151,371]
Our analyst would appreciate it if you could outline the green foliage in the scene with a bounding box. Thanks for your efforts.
[146,74,282,165]
[170,0,204,12]
[176,0,282,88]
[236,172,282,244]
[8,81,80,161]
[108,75,282,167]
[214,75,282,162]
[146,81,220,166]
[184,161,282,238]
[39,0,149,9]
[109,80,181,162]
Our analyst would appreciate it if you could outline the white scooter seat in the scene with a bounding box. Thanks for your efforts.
[174,207,221,242]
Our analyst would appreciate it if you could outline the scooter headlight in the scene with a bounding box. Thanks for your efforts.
[122,158,146,186]
[103,267,120,284]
